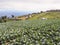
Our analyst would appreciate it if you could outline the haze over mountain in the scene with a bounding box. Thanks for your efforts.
[0,9,33,17]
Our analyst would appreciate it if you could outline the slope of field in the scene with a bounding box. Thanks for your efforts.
[0,19,60,45]
[28,12,60,20]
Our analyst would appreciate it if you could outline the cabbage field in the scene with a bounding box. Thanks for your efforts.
[0,19,60,45]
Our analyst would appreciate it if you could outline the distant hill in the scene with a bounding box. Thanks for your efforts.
[1,9,60,21]
[28,12,60,20]
[46,9,60,12]
[17,10,60,20]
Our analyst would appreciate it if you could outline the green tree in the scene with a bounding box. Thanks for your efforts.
[11,15,14,18]
[1,16,7,22]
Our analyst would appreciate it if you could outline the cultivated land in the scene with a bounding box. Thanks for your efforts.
[28,12,60,20]
[0,11,60,45]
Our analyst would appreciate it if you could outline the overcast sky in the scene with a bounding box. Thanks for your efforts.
[0,0,60,12]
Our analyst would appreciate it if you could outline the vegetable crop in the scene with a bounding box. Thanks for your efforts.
[0,19,60,45]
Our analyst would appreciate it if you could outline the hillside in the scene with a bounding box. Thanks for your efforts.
[0,10,60,23]
[28,12,60,20]
[16,11,60,20]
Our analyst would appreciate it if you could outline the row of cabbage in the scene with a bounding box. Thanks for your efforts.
[0,19,60,45]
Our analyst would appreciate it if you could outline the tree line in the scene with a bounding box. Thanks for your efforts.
[0,15,14,23]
